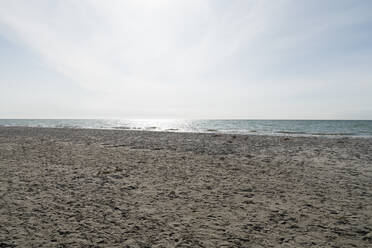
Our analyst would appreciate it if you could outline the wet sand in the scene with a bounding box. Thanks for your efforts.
[0,127,371,247]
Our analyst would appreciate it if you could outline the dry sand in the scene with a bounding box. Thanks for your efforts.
[0,127,371,247]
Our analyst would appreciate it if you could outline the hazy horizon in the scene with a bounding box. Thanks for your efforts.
[1,0,372,119]
[1,118,372,121]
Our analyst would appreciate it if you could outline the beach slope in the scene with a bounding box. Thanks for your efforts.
[0,127,371,247]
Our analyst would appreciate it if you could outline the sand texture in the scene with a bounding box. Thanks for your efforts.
[0,127,371,247]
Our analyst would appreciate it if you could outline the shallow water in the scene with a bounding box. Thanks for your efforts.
[1,119,372,137]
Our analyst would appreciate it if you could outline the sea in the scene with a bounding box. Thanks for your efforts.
[1,119,372,137]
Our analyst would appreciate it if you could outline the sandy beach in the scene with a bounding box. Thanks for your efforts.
[0,126,371,247]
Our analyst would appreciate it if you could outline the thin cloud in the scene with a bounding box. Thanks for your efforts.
[0,0,371,118]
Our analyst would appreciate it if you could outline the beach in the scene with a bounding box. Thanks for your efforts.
[0,126,371,247]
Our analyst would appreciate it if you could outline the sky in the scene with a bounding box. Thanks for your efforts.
[0,0,372,119]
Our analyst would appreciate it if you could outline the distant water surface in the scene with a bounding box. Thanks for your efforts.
[0,119,372,137]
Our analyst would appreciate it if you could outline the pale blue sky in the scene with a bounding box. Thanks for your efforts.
[0,0,371,119]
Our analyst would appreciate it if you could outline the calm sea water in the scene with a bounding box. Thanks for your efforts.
[0,119,372,137]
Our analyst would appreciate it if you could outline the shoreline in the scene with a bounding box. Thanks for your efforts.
[1,126,371,247]
[0,125,371,139]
